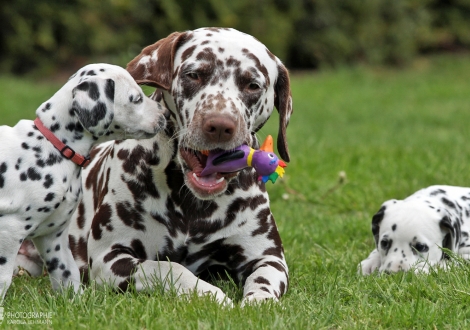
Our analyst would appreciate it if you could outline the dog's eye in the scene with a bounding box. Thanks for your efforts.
[247,83,260,91]
[413,243,429,253]
[380,239,391,250]
[130,94,143,104]
[187,72,199,80]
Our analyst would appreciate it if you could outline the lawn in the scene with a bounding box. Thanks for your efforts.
[1,54,470,329]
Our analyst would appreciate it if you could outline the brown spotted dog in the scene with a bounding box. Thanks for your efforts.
[18,28,293,306]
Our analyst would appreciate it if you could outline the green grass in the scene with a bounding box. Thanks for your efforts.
[2,54,470,329]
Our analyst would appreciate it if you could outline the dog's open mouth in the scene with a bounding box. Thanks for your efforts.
[180,148,239,198]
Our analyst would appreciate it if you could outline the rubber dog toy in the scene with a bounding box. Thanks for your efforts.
[199,135,286,183]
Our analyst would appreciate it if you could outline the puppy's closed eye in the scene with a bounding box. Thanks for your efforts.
[412,242,429,254]
[380,239,392,250]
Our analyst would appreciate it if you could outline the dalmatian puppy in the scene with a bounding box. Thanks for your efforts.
[359,185,470,275]
[0,63,168,299]
[59,28,292,306]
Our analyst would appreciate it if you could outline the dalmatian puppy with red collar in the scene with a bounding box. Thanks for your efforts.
[359,185,470,275]
[1,63,168,299]
[61,28,292,306]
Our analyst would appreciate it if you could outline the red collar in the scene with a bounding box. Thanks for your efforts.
[34,117,90,167]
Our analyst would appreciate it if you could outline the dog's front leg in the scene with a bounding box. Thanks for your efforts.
[0,222,24,300]
[240,256,289,306]
[90,250,233,306]
[32,228,81,293]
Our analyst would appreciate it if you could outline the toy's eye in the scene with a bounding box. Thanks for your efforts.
[268,153,275,158]
[413,242,429,253]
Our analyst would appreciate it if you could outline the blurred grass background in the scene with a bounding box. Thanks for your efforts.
[1,0,470,76]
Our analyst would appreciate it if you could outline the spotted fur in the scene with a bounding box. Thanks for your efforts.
[65,28,292,306]
[2,63,167,300]
[359,185,470,275]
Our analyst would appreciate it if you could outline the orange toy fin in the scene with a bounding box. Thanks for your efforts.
[260,135,274,153]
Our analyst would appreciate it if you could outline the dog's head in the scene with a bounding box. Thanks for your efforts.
[66,63,167,141]
[370,199,461,273]
[127,28,293,199]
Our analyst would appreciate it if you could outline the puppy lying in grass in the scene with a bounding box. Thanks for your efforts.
[359,185,470,275]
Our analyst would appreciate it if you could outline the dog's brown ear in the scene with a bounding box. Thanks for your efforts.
[126,31,192,90]
[274,64,293,162]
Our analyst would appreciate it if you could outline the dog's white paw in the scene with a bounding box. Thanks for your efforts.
[241,291,278,307]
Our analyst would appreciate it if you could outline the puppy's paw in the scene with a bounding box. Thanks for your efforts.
[358,249,381,275]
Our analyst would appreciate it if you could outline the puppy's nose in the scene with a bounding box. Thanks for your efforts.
[203,115,237,143]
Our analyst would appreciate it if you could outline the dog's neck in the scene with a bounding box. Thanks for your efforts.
[35,87,96,157]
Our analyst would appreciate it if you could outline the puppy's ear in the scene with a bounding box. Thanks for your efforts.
[371,205,386,247]
[126,32,193,90]
[274,64,293,162]
[371,199,397,247]
[72,78,115,137]
[439,214,461,255]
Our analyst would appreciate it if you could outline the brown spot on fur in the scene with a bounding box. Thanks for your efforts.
[196,47,217,63]
[79,265,89,284]
[260,286,270,293]
[266,49,276,61]
[86,145,113,210]
[251,208,272,236]
[116,201,146,231]
[103,240,147,263]
[69,234,88,264]
[181,45,197,62]
[186,239,246,271]
[118,278,131,291]
[265,260,287,276]
[226,57,241,67]
[91,203,113,240]
[76,202,86,229]
[254,276,271,285]
[111,257,137,277]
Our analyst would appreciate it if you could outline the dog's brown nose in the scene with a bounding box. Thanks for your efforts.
[203,115,237,143]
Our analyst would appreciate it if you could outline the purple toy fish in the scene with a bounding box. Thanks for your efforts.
[199,135,286,183]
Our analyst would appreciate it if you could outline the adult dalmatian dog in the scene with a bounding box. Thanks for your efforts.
[64,27,292,306]
[359,185,470,275]
[1,63,167,299]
